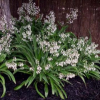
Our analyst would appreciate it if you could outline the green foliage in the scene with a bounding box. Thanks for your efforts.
[10,17,100,99]
[0,54,16,98]
[0,0,100,99]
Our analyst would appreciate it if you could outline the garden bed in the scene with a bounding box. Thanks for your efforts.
[0,73,100,100]
[0,0,100,100]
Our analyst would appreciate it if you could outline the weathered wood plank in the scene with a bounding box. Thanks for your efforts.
[0,0,11,30]
[9,0,100,48]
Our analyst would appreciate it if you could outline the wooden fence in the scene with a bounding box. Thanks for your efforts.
[9,0,100,48]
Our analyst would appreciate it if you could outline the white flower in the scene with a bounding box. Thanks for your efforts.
[35,59,39,65]
[27,24,31,30]
[71,63,76,67]
[36,65,42,74]
[44,11,57,35]
[30,67,34,71]
[25,15,32,22]
[13,57,17,61]
[59,62,64,67]
[66,8,78,24]
[37,66,42,70]
[26,31,31,36]
[59,73,64,79]
[18,0,40,17]
[19,62,24,67]
[55,53,59,57]
[45,64,50,70]
[22,32,27,38]
[56,62,59,66]
[95,55,98,58]
[65,59,71,64]
[66,73,75,80]
[0,33,12,54]
[84,62,96,72]
[36,70,41,74]
[48,57,53,61]
[6,62,17,71]
[85,36,88,40]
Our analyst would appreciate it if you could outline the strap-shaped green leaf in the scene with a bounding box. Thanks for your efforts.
[44,83,49,97]
[0,54,6,63]
[14,81,26,90]
[34,81,45,98]
[0,75,6,98]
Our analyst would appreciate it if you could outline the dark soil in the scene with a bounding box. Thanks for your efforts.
[0,73,100,100]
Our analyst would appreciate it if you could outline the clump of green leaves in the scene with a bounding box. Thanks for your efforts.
[0,54,16,98]
[0,0,100,99]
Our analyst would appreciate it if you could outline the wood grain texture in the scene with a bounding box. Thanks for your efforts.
[0,0,11,29]
[9,0,100,48]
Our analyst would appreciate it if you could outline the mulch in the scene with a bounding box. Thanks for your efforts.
[0,73,100,100]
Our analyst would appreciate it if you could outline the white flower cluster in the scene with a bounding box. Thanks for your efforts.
[35,59,42,74]
[48,57,53,61]
[59,33,70,42]
[84,61,96,73]
[73,37,88,51]
[44,11,57,35]
[58,49,80,66]
[39,40,60,57]
[18,0,40,17]
[66,8,78,24]
[18,62,24,67]
[72,37,100,56]
[59,73,64,79]
[49,41,60,56]
[59,73,75,80]
[0,15,8,32]
[0,15,17,33]
[24,15,32,22]
[66,73,75,80]
[76,38,86,51]
[35,59,39,65]
[9,18,18,33]
[22,24,32,41]
[36,65,42,74]
[45,64,51,70]
[6,62,17,71]
[0,33,12,54]
[6,57,24,71]
[30,67,34,71]
[85,42,100,55]
[18,62,24,70]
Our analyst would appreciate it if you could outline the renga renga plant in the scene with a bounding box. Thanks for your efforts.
[0,0,100,99]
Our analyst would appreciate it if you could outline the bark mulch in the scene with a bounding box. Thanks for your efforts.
[0,73,100,100]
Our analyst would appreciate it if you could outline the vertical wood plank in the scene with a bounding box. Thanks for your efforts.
[9,0,100,48]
